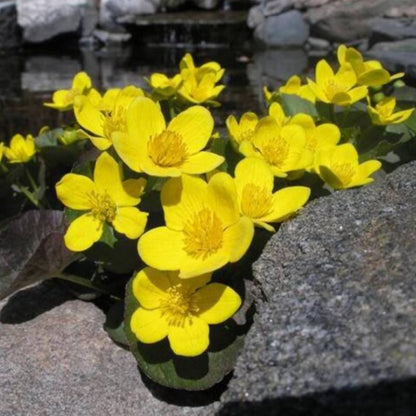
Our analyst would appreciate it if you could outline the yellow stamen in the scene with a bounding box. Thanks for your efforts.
[332,162,355,185]
[262,136,289,168]
[103,107,126,142]
[240,184,273,218]
[183,208,223,259]
[148,130,188,167]
[159,284,199,327]
[88,191,117,222]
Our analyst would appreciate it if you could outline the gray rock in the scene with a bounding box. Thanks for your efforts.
[247,4,264,28]
[255,10,309,47]
[0,1,20,49]
[307,36,331,50]
[0,281,220,416]
[16,0,98,43]
[370,18,416,44]
[220,161,416,413]
[306,0,416,42]
[263,0,293,17]
[367,40,416,82]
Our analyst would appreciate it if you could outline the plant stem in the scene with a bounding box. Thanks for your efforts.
[18,185,40,208]
[55,272,122,301]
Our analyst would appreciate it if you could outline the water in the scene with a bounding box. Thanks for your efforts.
[0,45,323,142]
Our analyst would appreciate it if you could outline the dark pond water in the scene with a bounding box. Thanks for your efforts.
[0,45,327,142]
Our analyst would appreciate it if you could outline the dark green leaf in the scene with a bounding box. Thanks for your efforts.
[0,210,80,300]
[124,276,251,391]
[281,94,318,117]
[104,300,129,347]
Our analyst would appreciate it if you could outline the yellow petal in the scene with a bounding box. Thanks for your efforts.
[72,71,91,91]
[194,283,241,324]
[167,106,214,154]
[64,213,103,252]
[138,227,184,271]
[335,65,357,90]
[307,78,329,103]
[114,97,165,172]
[314,123,341,147]
[222,216,254,262]
[316,59,334,85]
[180,151,224,175]
[262,186,310,222]
[179,249,229,279]
[234,157,274,196]
[251,116,280,150]
[94,152,140,206]
[56,173,95,210]
[345,86,368,104]
[89,135,112,151]
[162,175,209,231]
[169,271,212,291]
[112,207,148,239]
[354,160,381,183]
[290,113,315,130]
[123,178,146,200]
[207,172,239,227]
[268,102,287,126]
[332,143,359,165]
[132,267,171,309]
[74,95,105,137]
[358,69,390,86]
[167,316,209,357]
[130,308,168,343]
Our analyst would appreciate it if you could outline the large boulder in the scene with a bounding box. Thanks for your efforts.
[306,0,416,42]
[16,0,98,43]
[0,281,220,415]
[254,10,309,47]
[220,161,416,414]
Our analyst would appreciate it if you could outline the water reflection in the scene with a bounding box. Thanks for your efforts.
[0,46,321,141]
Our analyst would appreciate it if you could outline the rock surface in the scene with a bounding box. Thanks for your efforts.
[254,10,309,46]
[0,1,20,49]
[0,281,220,416]
[16,0,97,43]
[220,161,416,414]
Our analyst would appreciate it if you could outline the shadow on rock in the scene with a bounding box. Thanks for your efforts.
[0,279,73,324]
[218,377,416,416]
[140,368,231,407]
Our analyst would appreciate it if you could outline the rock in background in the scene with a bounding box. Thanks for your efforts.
[16,0,98,43]
[219,160,416,414]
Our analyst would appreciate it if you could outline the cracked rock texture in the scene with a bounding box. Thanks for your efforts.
[219,161,416,415]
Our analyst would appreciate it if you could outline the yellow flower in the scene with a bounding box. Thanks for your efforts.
[56,152,148,252]
[44,72,92,111]
[279,75,316,103]
[268,102,290,127]
[138,173,254,278]
[226,112,258,149]
[337,45,404,87]
[307,59,368,106]
[239,116,312,177]
[263,86,279,104]
[315,143,381,189]
[234,158,310,232]
[148,73,182,99]
[113,96,224,177]
[289,113,341,171]
[130,267,241,357]
[179,53,224,84]
[178,69,225,105]
[4,134,36,163]
[367,96,414,126]
[74,85,144,150]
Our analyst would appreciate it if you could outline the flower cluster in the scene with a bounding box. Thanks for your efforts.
[33,48,413,362]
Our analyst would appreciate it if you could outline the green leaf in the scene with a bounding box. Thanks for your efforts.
[281,94,318,117]
[209,137,242,176]
[124,276,251,391]
[104,300,129,347]
[0,210,80,300]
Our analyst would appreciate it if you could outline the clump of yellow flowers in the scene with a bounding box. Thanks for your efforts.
[3,47,412,390]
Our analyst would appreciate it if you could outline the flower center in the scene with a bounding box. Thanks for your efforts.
[88,191,117,222]
[240,184,273,219]
[103,107,126,142]
[148,130,188,167]
[261,136,289,168]
[160,284,199,326]
[332,162,355,185]
[183,208,223,259]
[238,129,254,144]
[325,79,344,99]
